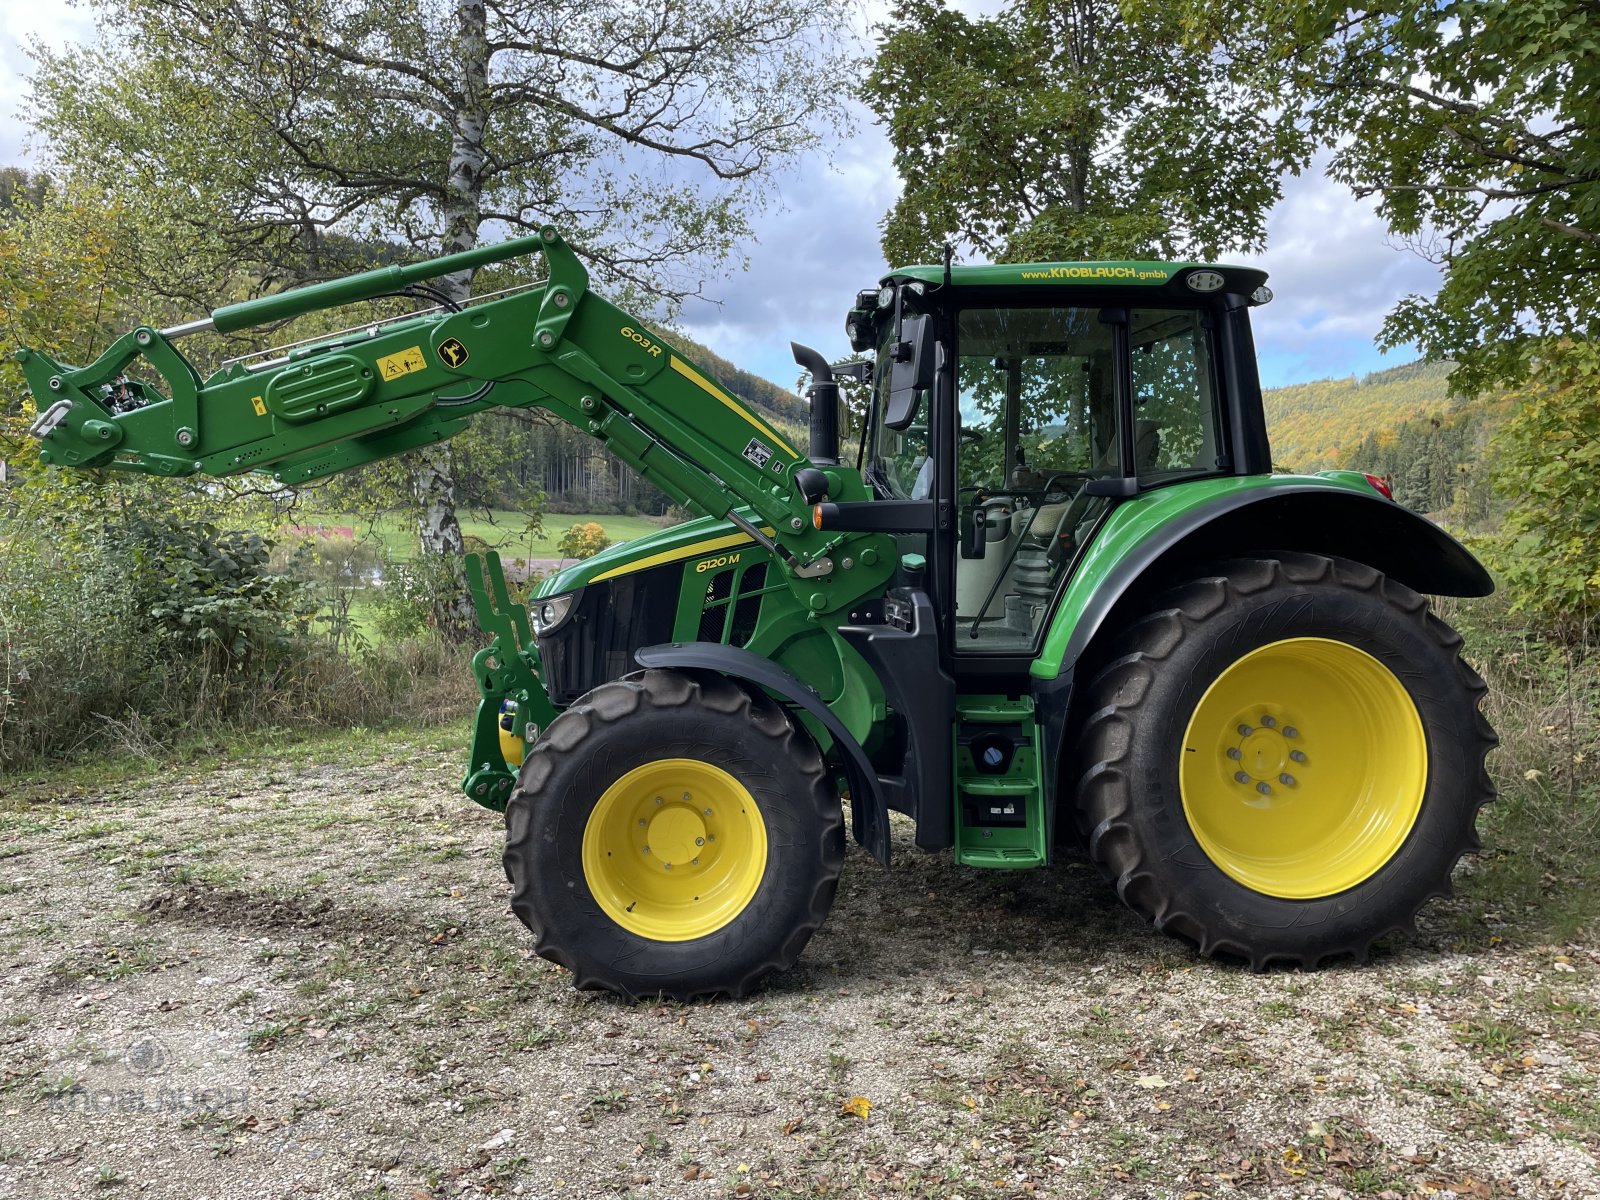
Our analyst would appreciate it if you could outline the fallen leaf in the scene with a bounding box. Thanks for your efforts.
[840,1095,872,1120]
[1135,1075,1169,1089]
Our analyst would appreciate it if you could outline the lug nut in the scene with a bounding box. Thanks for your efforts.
[638,818,647,827]
[1256,782,1273,796]
[691,858,700,866]
[1290,750,1307,763]
[1261,715,1277,728]
[642,846,650,854]
[1279,773,1296,786]
[1237,724,1253,736]
[703,807,712,816]
[655,796,663,805]
[683,792,692,801]
[1284,726,1299,739]
[664,862,673,870]
[1227,748,1242,761]
[1234,771,1250,784]
[695,837,705,846]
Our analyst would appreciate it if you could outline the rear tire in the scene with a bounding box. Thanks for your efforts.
[1073,553,1496,968]
[504,668,843,1000]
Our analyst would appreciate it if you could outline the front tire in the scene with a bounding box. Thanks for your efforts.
[1074,553,1496,968]
[504,668,843,1000]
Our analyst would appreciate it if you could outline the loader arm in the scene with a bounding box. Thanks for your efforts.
[17,227,890,609]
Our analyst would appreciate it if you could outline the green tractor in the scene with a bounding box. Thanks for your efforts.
[20,231,1496,999]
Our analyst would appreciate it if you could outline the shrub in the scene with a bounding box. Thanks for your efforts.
[1487,341,1600,643]
[556,521,612,560]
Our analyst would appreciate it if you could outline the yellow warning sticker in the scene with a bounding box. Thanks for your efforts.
[377,345,428,381]
[250,395,267,416]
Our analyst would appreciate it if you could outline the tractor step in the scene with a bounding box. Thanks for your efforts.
[952,695,1047,869]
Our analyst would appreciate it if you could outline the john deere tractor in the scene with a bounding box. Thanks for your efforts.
[20,229,1496,999]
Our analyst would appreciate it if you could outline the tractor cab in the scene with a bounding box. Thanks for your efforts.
[845,262,1273,669]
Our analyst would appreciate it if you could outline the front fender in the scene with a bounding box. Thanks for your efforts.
[633,642,892,866]
[1034,475,1493,679]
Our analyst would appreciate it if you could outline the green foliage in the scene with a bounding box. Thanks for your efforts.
[864,0,1307,265]
[1485,343,1600,640]
[366,554,464,645]
[556,522,613,561]
[1161,0,1598,397]
[0,187,474,768]
[1437,592,1600,940]
[118,517,314,662]
[1344,404,1502,526]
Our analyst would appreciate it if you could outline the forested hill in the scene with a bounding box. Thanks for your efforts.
[668,329,806,431]
[1263,360,1460,472]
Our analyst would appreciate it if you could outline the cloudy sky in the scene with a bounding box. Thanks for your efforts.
[0,2,1442,392]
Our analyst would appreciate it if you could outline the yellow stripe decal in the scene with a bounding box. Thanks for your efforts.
[588,531,760,583]
[669,356,799,458]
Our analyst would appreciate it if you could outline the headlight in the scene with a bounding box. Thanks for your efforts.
[531,591,578,635]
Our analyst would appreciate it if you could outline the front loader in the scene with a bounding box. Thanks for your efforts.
[19,231,1497,999]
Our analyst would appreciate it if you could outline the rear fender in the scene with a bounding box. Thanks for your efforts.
[1036,480,1493,680]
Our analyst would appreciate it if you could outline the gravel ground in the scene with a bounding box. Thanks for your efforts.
[1,730,1596,1199]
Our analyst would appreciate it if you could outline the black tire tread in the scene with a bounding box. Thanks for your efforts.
[503,668,842,1001]
[1073,552,1497,969]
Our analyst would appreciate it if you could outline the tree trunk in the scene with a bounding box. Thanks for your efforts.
[413,0,490,639]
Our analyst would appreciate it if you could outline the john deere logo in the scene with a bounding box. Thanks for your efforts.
[438,338,470,368]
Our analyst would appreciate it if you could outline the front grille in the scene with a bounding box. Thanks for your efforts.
[537,562,679,706]
[728,563,767,647]
[537,553,775,707]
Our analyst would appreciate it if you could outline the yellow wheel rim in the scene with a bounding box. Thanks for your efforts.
[582,758,768,941]
[1179,637,1427,899]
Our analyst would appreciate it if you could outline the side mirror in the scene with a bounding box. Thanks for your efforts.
[885,314,935,430]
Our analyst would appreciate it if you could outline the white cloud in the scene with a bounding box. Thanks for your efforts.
[676,107,899,390]
[0,1,97,164]
[1238,161,1443,385]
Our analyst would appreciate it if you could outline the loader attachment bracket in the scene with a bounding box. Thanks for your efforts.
[461,551,558,811]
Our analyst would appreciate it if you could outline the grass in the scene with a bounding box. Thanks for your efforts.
[287,508,670,563]
[1435,592,1600,945]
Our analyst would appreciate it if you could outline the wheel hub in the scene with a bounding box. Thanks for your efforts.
[1228,718,1308,800]
[645,804,708,868]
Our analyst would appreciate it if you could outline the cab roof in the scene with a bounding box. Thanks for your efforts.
[884,261,1270,298]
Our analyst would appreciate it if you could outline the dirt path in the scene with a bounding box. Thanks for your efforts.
[1,733,1596,1199]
